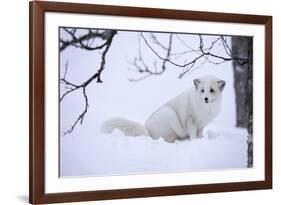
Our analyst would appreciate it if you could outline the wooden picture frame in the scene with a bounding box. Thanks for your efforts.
[29,1,272,204]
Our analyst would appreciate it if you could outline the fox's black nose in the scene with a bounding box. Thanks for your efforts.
[204,97,208,102]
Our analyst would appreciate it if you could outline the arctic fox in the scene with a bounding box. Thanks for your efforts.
[101,75,225,143]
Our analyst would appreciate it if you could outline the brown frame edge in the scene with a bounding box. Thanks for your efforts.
[29,1,272,204]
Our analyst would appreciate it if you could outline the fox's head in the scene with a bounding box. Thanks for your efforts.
[193,76,225,104]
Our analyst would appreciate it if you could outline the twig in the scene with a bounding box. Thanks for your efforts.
[60,29,117,135]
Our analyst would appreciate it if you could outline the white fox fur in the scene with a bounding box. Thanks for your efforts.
[100,117,149,136]
[101,75,225,143]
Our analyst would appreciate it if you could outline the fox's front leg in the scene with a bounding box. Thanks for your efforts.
[197,128,203,138]
[186,118,197,140]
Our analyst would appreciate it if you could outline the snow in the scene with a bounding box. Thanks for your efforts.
[60,126,248,177]
[59,29,249,177]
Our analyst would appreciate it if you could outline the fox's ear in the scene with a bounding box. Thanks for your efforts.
[217,80,226,91]
[193,79,200,89]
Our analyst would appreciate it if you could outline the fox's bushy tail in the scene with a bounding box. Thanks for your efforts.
[100,117,149,136]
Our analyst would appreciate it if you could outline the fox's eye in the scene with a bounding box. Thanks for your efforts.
[201,89,204,93]
[210,89,215,93]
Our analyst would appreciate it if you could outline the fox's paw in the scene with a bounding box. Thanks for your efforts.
[197,134,204,138]
[164,136,176,143]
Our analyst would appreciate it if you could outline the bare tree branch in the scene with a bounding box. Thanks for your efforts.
[130,33,250,80]
[60,28,115,52]
[221,36,233,57]
[150,33,169,51]
[63,87,89,135]
[60,29,117,135]
[128,33,173,81]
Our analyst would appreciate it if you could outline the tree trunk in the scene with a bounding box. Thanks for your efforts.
[232,37,253,168]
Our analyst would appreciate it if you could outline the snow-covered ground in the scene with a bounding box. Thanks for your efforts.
[59,29,249,177]
[60,126,248,177]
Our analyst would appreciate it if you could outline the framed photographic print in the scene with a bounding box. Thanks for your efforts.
[29,1,272,204]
